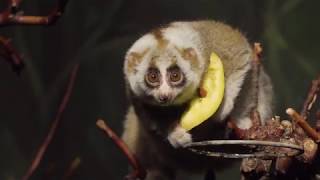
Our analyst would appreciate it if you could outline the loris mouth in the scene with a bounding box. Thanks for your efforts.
[140,94,174,106]
[157,94,172,104]
[154,97,177,106]
[156,99,174,106]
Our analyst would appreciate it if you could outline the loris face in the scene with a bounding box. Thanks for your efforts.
[124,32,205,106]
[143,63,186,105]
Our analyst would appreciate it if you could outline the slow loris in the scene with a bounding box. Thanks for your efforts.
[122,20,273,180]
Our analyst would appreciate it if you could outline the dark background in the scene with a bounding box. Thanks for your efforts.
[0,0,320,179]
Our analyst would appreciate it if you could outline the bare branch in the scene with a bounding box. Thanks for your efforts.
[0,0,70,73]
[0,0,69,26]
[301,76,320,119]
[286,108,320,143]
[96,119,146,180]
[0,36,24,74]
[22,64,79,180]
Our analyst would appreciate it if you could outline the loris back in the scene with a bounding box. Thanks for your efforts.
[122,20,273,180]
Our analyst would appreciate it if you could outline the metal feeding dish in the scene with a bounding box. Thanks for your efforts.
[185,140,304,159]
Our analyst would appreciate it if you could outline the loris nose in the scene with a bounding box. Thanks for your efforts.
[159,94,169,103]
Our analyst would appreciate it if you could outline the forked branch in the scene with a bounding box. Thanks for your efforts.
[0,0,70,73]
[22,64,79,180]
[0,0,69,26]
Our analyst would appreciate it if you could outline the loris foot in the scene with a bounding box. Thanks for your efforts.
[167,126,192,148]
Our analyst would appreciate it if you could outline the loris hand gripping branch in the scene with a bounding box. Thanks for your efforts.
[122,20,273,180]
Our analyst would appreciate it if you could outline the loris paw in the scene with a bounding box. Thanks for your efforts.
[167,126,192,148]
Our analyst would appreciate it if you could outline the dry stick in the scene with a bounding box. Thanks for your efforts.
[295,75,320,137]
[0,36,24,74]
[301,76,320,119]
[1,0,72,178]
[0,0,70,73]
[286,108,320,143]
[0,0,69,26]
[22,64,79,180]
[1,0,22,25]
[96,119,146,180]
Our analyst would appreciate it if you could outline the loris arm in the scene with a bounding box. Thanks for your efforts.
[130,94,193,148]
[167,125,192,148]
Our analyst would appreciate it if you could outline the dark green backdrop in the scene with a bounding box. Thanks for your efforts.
[0,0,319,179]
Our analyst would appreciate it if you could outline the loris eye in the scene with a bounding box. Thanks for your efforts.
[168,66,184,86]
[145,68,161,87]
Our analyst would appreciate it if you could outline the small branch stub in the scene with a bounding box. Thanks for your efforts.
[286,108,320,143]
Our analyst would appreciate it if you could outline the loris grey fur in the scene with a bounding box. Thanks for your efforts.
[122,20,273,180]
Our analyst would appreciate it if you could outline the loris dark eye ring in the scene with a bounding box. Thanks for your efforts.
[168,67,184,85]
[170,71,181,82]
[145,68,161,87]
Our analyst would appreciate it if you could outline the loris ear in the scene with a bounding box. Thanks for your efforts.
[125,52,140,74]
[183,48,197,59]
[182,48,199,68]
[125,50,148,74]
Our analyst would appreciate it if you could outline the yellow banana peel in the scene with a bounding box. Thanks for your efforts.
[180,52,225,131]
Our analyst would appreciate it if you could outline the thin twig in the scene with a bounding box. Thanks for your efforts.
[286,108,320,143]
[96,119,146,180]
[0,0,70,73]
[22,64,79,180]
[301,76,320,119]
[0,36,24,74]
[0,0,69,26]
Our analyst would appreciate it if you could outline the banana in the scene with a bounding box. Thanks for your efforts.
[180,52,225,131]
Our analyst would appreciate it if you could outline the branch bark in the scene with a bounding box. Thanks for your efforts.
[0,0,69,26]
[286,108,320,143]
[301,75,320,119]
[96,119,146,180]
[0,0,70,73]
[22,64,79,180]
[0,36,24,74]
